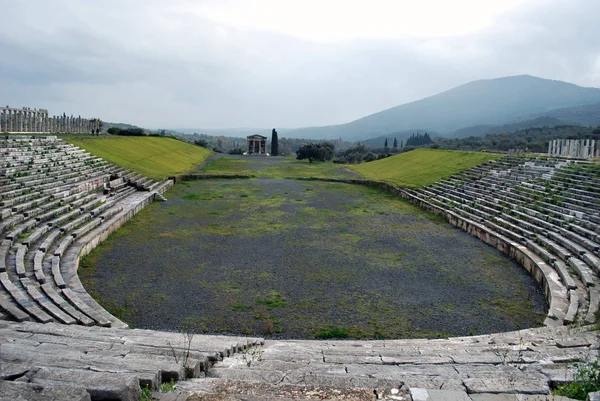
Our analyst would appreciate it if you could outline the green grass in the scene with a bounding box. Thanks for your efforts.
[350,148,503,187]
[65,136,212,180]
[198,156,355,179]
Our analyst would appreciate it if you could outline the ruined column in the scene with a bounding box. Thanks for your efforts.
[0,107,5,133]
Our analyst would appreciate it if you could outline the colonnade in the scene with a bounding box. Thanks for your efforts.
[0,105,101,133]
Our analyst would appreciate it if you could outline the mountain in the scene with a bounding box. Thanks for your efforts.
[284,75,600,140]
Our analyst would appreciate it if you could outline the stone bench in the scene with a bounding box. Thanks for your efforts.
[0,272,53,323]
[53,235,74,257]
[60,213,93,234]
[563,289,579,324]
[0,213,25,235]
[50,255,66,289]
[0,239,11,272]
[550,259,577,290]
[559,227,599,253]
[586,288,600,324]
[0,191,41,208]
[38,229,61,252]
[40,282,94,326]
[567,256,595,287]
[15,244,27,277]
[5,218,37,241]
[537,236,572,261]
[547,231,587,257]
[35,204,71,224]
[33,250,46,283]
[0,291,30,321]
[20,277,76,325]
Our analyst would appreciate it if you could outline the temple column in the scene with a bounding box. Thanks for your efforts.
[25,109,30,132]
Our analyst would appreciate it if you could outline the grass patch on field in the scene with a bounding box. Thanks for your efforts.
[65,136,212,180]
[350,148,502,187]
[198,156,355,179]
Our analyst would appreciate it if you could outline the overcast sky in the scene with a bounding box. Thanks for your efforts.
[1,0,598,130]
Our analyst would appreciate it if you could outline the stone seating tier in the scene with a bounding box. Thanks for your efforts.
[0,136,171,330]
[408,155,600,326]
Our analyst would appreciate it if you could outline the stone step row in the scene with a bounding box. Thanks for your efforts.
[412,157,600,324]
[0,320,263,401]
[0,137,165,327]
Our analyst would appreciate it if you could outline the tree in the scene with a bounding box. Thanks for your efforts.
[384,138,388,148]
[194,139,208,147]
[296,142,335,163]
[271,128,279,156]
[393,137,398,148]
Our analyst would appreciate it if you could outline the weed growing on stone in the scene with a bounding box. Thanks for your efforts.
[167,323,196,378]
[160,379,176,393]
[140,383,152,401]
[241,343,264,367]
[553,358,600,400]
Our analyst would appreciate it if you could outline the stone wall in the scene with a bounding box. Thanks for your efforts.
[0,105,101,133]
[548,139,600,159]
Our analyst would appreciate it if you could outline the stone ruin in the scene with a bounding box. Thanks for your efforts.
[548,138,600,159]
[0,135,599,400]
[0,105,101,134]
[246,134,268,155]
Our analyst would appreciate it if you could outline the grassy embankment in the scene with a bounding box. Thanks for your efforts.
[65,136,212,180]
[350,148,503,187]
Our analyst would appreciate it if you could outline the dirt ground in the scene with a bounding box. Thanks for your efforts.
[83,173,547,339]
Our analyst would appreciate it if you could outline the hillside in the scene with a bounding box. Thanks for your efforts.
[65,136,212,180]
[284,75,600,140]
[522,102,600,127]
[436,125,600,153]
[450,116,573,138]
[350,148,502,187]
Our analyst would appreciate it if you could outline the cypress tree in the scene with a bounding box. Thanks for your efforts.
[384,138,388,148]
[393,137,398,148]
[271,128,279,156]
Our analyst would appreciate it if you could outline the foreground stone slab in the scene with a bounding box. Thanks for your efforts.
[30,367,140,401]
[462,378,550,395]
[0,380,91,401]
[176,378,410,400]
[470,395,576,401]
[410,388,472,401]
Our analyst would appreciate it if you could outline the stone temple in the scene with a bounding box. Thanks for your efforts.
[246,134,268,155]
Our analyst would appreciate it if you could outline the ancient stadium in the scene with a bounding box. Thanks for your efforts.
[1,129,600,400]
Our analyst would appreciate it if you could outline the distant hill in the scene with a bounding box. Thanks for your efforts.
[520,103,600,127]
[284,75,600,140]
[450,116,574,138]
